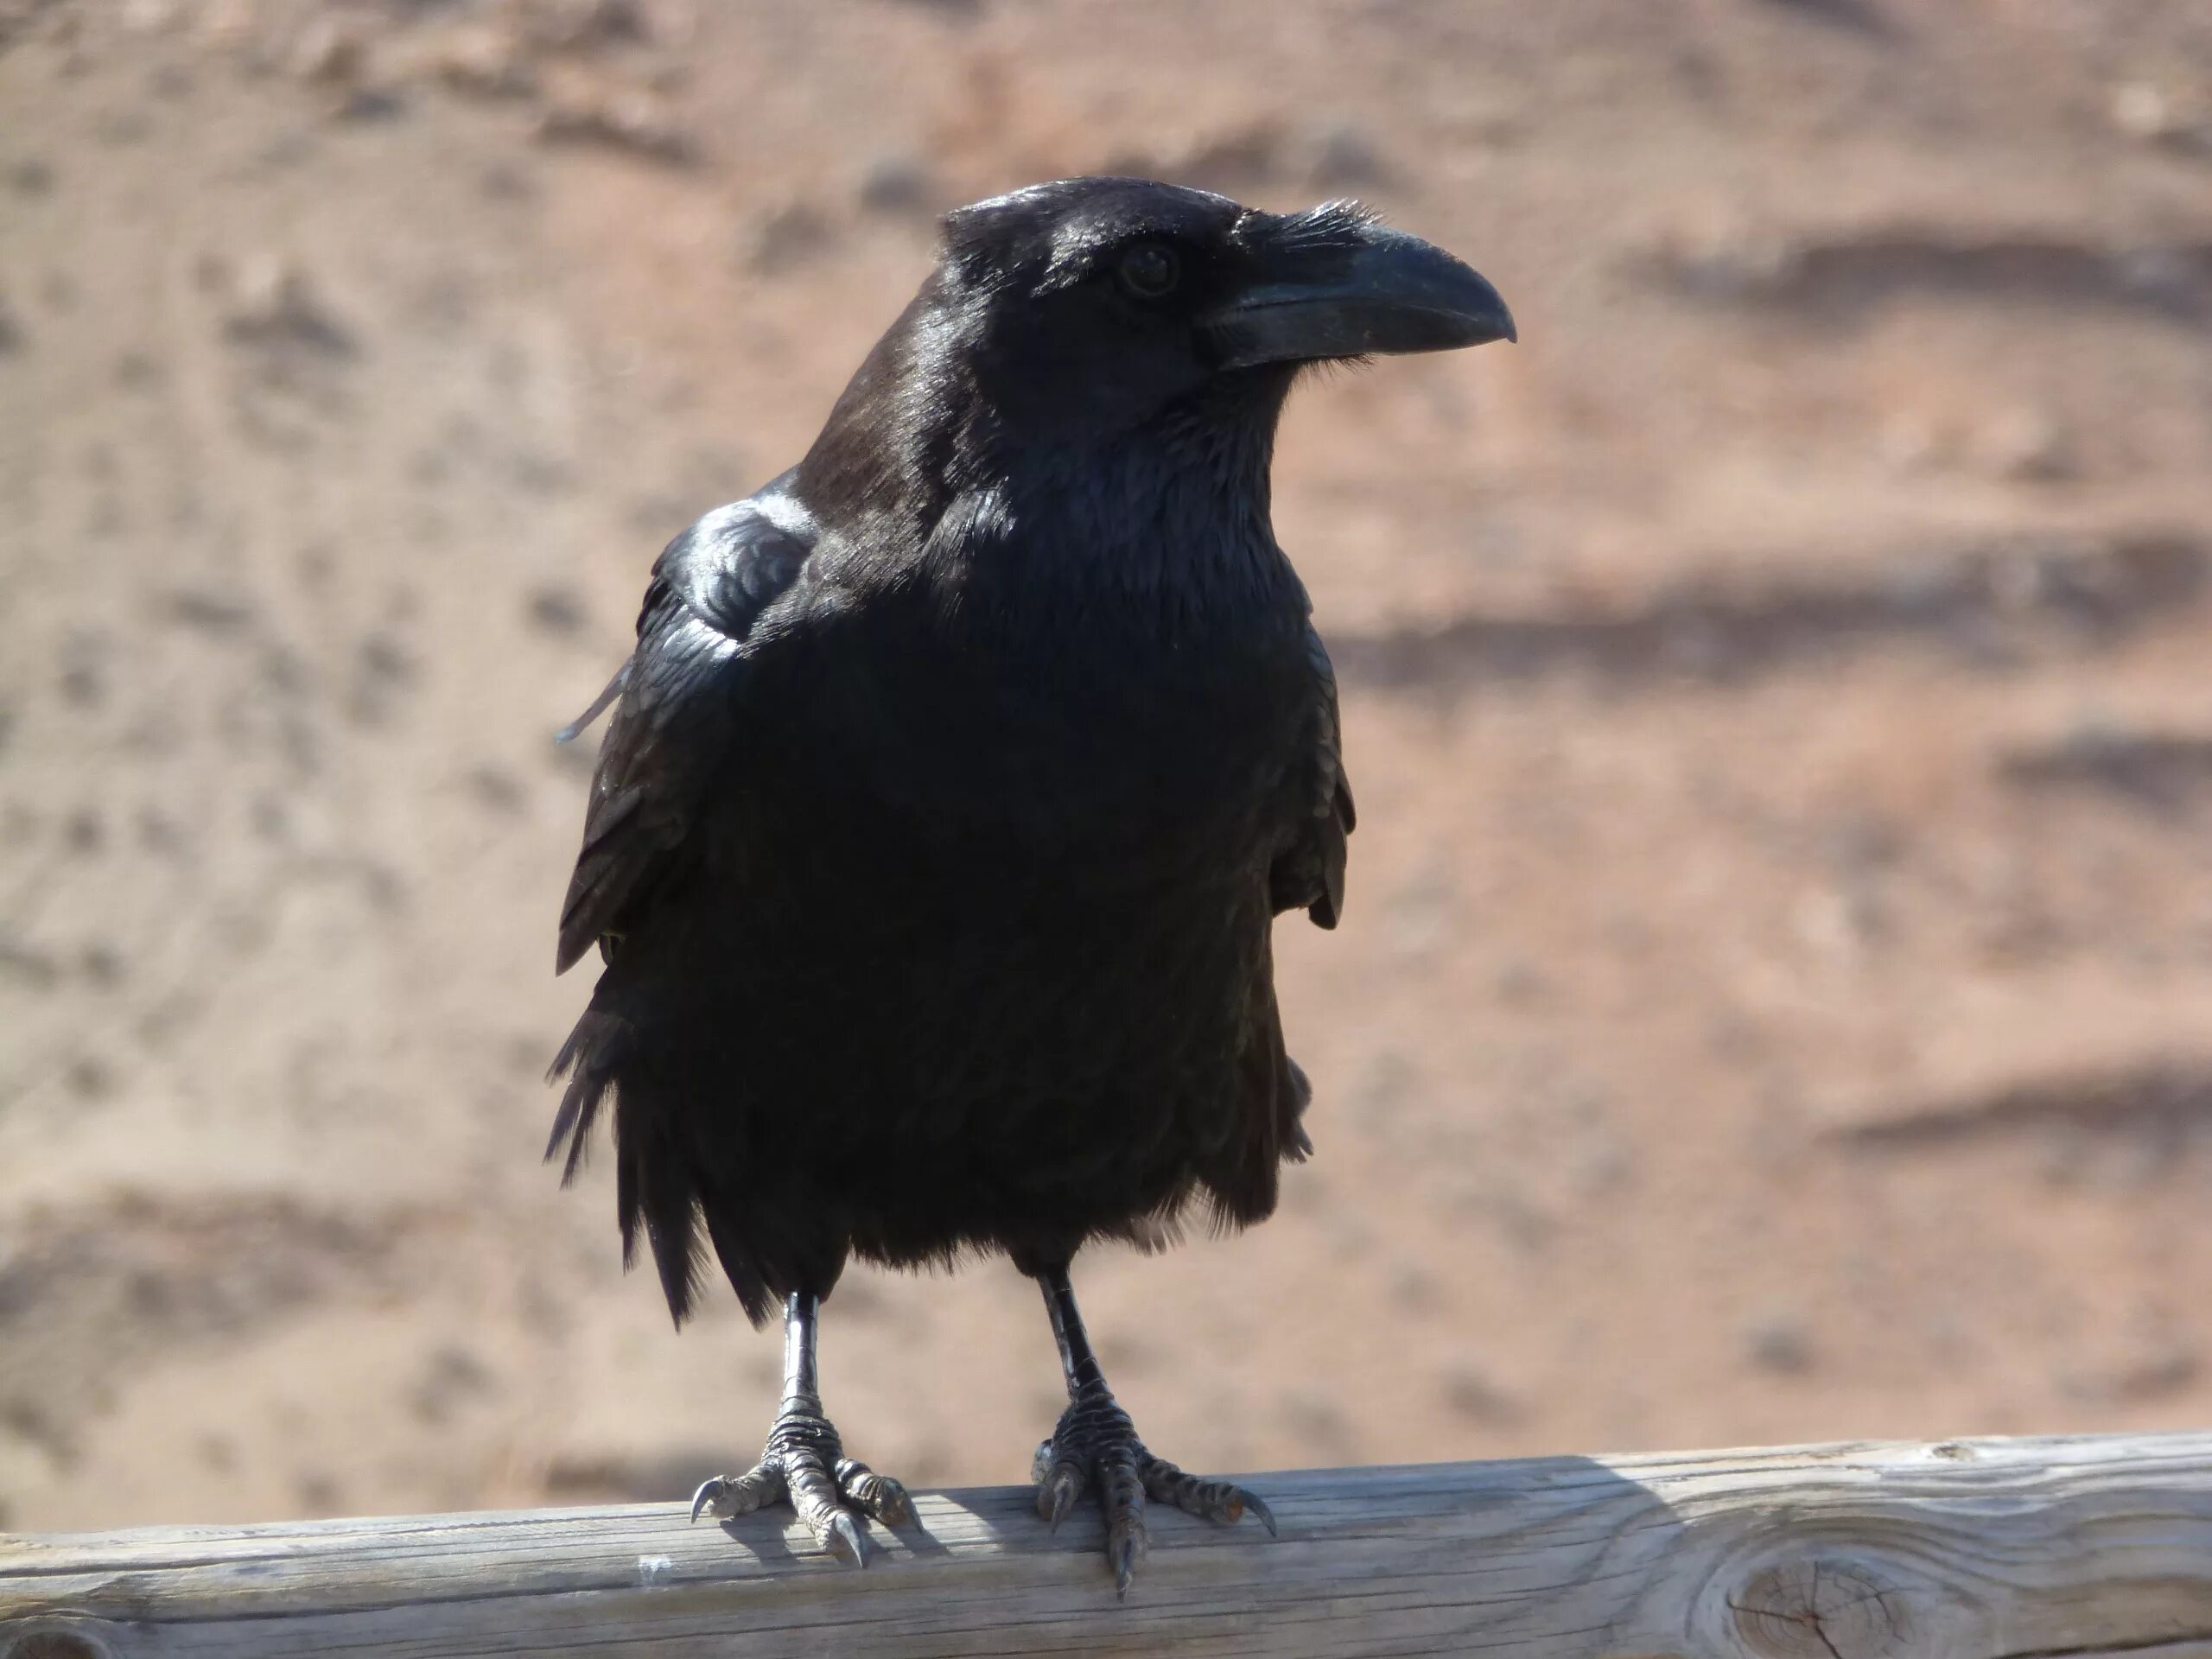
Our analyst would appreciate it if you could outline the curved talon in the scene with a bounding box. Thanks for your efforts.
[1040,1466,1082,1531]
[1111,1530,1141,1599]
[1241,1489,1278,1537]
[690,1463,784,1522]
[690,1426,899,1566]
[1034,1405,1280,1592]
[823,1508,869,1568]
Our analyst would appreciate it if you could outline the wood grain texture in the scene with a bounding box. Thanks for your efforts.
[5,1434,2212,1658]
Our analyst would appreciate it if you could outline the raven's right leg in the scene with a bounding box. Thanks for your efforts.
[689,1291,911,1566]
[1025,1257,1276,1595]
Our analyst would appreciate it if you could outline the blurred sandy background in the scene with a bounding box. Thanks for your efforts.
[4,0,2212,1535]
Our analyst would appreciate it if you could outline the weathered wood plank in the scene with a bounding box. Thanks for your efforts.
[4,1434,2211,1658]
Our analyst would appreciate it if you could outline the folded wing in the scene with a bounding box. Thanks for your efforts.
[1268,621,1356,930]
[555,478,815,975]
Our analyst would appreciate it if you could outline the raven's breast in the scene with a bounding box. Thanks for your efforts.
[645,600,1313,1263]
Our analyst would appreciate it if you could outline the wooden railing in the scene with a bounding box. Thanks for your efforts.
[5,1433,2212,1657]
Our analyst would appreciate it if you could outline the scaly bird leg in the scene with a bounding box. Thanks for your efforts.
[689,1291,911,1567]
[1028,1261,1275,1597]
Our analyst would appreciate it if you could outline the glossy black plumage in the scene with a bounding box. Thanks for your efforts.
[550,180,1510,1336]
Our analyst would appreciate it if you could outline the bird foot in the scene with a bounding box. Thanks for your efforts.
[1031,1389,1275,1597]
[690,1402,912,1567]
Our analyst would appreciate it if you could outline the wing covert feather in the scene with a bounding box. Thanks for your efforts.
[554,488,811,973]
[1268,621,1355,930]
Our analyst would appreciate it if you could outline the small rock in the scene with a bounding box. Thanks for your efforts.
[481,161,539,201]
[196,1433,238,1471]
[9,157,53,195]
[535,84,692,164]
[94,108,153,148]
[466,764,528,815]
[0,934,60,991]
[409,1343,493,1424]
[1975,408,2074,483]
[1175,121,1281,191]
[162,587,255,633]
[2109,80,2200,147]
[526,585,588,636]
[137,805,187,855]
[331,86,405,123]
[294,1472,342,1515]
[1821,810,1903,874]
[1742,1315,1814,1373]
[357,632,415,688]
[1388,1263,1439,1310]
[422,24,533,98]
[1278,1389,1356,1459]
[114,349,165,389]
[1652,217,1795,302]
[67,1056,113,1097]
[1875,410,1942,474]
[518,0,648,49]
[739,199,834,274]
[347,632,416,726]
[1304,121,1386,189]
[1794,884,1880,961]
[1568,1135,1637,1197]
[59,635,108,708]
[222,256,353,354]
[857,153,935,215]
[1492,957,1548,1004]
[289,14,366,84]
[2118,246,2203,317]
[196,0,257,51]
[1438,1363,1522,1424]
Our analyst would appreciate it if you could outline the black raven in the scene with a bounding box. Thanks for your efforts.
[550,178,1512,1592]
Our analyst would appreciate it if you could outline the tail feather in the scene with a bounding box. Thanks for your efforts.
[1203,961,1306,1231]
[702,1193,779,1326]
[1282,1056,1316,1161]
[544,1009,625,1182]
[632,1122,706,1324]
[550,1000,718,1326]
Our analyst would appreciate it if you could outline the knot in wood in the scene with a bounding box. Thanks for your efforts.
[1728,1556,1910,1658]
[4,1627,116,1659]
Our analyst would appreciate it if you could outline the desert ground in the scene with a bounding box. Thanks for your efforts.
[3,0,2212,1535]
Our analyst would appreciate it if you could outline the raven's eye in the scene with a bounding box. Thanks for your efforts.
[1116,244,1180,300]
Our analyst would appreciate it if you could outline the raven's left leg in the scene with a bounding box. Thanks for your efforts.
[1026,1258,1276,1595]
[689,1291,911,1566]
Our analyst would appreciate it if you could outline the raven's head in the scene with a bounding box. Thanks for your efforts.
[799,178,1511,530]
[931,177,1513,435]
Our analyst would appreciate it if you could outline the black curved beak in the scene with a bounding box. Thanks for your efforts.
[1207,219,1516,368]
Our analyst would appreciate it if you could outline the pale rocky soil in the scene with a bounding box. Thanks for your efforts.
[4,0,2212,1533]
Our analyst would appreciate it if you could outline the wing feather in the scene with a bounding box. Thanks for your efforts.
[1268,621,1355,929]
[554,483,813,974]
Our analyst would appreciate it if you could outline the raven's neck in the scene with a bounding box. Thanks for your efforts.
[980,378,1292,614]
[804,361,1305,653]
